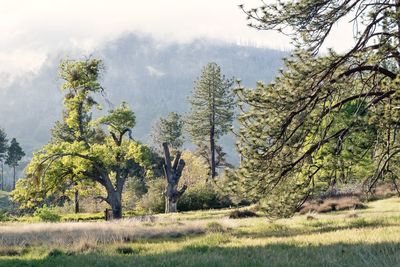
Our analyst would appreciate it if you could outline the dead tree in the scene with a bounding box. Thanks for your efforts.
[162,142,187,213]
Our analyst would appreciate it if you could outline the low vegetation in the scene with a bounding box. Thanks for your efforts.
[0,191,11,210]
[1,197,400,266]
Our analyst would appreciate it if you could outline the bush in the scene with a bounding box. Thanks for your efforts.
[34,205,61,222]
[116,246,136,255]
[178,184,231,211]
[0,210,13,222]
[206,221,225,233]
[138,179,165,213]
[229,210,258,219]
[138,180,232,213]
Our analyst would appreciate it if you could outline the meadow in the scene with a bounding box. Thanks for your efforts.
[1,197,400,266]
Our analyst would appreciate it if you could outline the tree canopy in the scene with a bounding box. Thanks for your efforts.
[234,0,400,217]
[12,59,154,218]
[151,112,184,152]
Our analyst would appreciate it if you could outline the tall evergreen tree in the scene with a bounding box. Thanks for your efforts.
[6,138,25,190]
[151,112,184,152]
[0,129,8,191]
[186,62,234,180]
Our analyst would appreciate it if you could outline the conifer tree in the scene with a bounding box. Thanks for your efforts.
[6,138,25,190]
[151,112,184,152]
[0,129,7,191]
[186,62,234,180]
[233,1,400,217]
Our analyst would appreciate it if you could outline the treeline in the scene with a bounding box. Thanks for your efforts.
[0,129,24,191]
[6,0,400,220]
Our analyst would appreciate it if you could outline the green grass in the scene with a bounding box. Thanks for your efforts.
[1,198,400,266]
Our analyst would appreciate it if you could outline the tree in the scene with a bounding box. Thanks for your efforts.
[0,129,7,191]
[186,62,234,180]
[12,59,153,219]
[233,1,400,217]
[6,138,25,190]
[162,142,187,213]
[151,112,184,152]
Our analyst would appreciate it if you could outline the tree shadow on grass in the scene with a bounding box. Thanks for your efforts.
[233,218,400,239]
[1,241,400,267]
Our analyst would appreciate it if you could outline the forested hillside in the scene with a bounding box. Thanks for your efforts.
[0,34,285,160]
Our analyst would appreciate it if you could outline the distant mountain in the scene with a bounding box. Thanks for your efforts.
[0,33,286,183]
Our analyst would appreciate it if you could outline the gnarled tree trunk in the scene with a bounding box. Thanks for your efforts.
[108,191,122,219]
[163,143,187,213]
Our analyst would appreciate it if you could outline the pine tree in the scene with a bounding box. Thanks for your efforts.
[151,112,184,152]
[6,138,25,190]
[233,1,400,217]
[186,62,234,180]
[0,129,8,191]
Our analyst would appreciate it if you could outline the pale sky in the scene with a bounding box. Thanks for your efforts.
[0,0,355,78]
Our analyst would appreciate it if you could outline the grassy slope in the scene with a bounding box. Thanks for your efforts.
[1,198,400,267]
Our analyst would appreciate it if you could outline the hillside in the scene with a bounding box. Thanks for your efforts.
[0,34,286,162]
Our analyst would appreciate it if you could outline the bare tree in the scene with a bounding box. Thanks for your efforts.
[162,142,187,213]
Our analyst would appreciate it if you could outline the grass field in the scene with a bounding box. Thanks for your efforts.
[1,198,400,266]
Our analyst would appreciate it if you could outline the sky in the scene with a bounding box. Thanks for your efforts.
[0,0,355,79]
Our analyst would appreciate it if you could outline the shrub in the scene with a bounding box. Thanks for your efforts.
[138,179,165,213]
[206,221,225,233]
[178,184,231,211]
[34,205,61,222]
[0,210,13,222]
[228,210,258,219]
[138,179,232,213]
[47,249,65,257]
[116,246,135,255]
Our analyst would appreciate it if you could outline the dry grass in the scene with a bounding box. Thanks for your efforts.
[1,198,400,266]
[0,218,210,247]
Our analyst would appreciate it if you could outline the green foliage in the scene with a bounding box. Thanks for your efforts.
[178,183,231,212]
[34,205,61,222]
[97,102,136,135]
[234,1,400,218]
[13,59,155,219]
[181,151,209,186]
[0,210,13,222]
[5,138,24,168]
[0,128,7,163]
[0,128,7,191]
[151,112,184,151]
[138,179,165,213]
[0,190,11,211]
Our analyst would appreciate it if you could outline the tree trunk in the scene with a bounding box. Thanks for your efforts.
[13,166,16,190]
[74,189,80,213]
[108,191,122,219]
[210,124,216,180]
[163,143,187,213]
[165,195,178,213]
[1,162,3,191]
